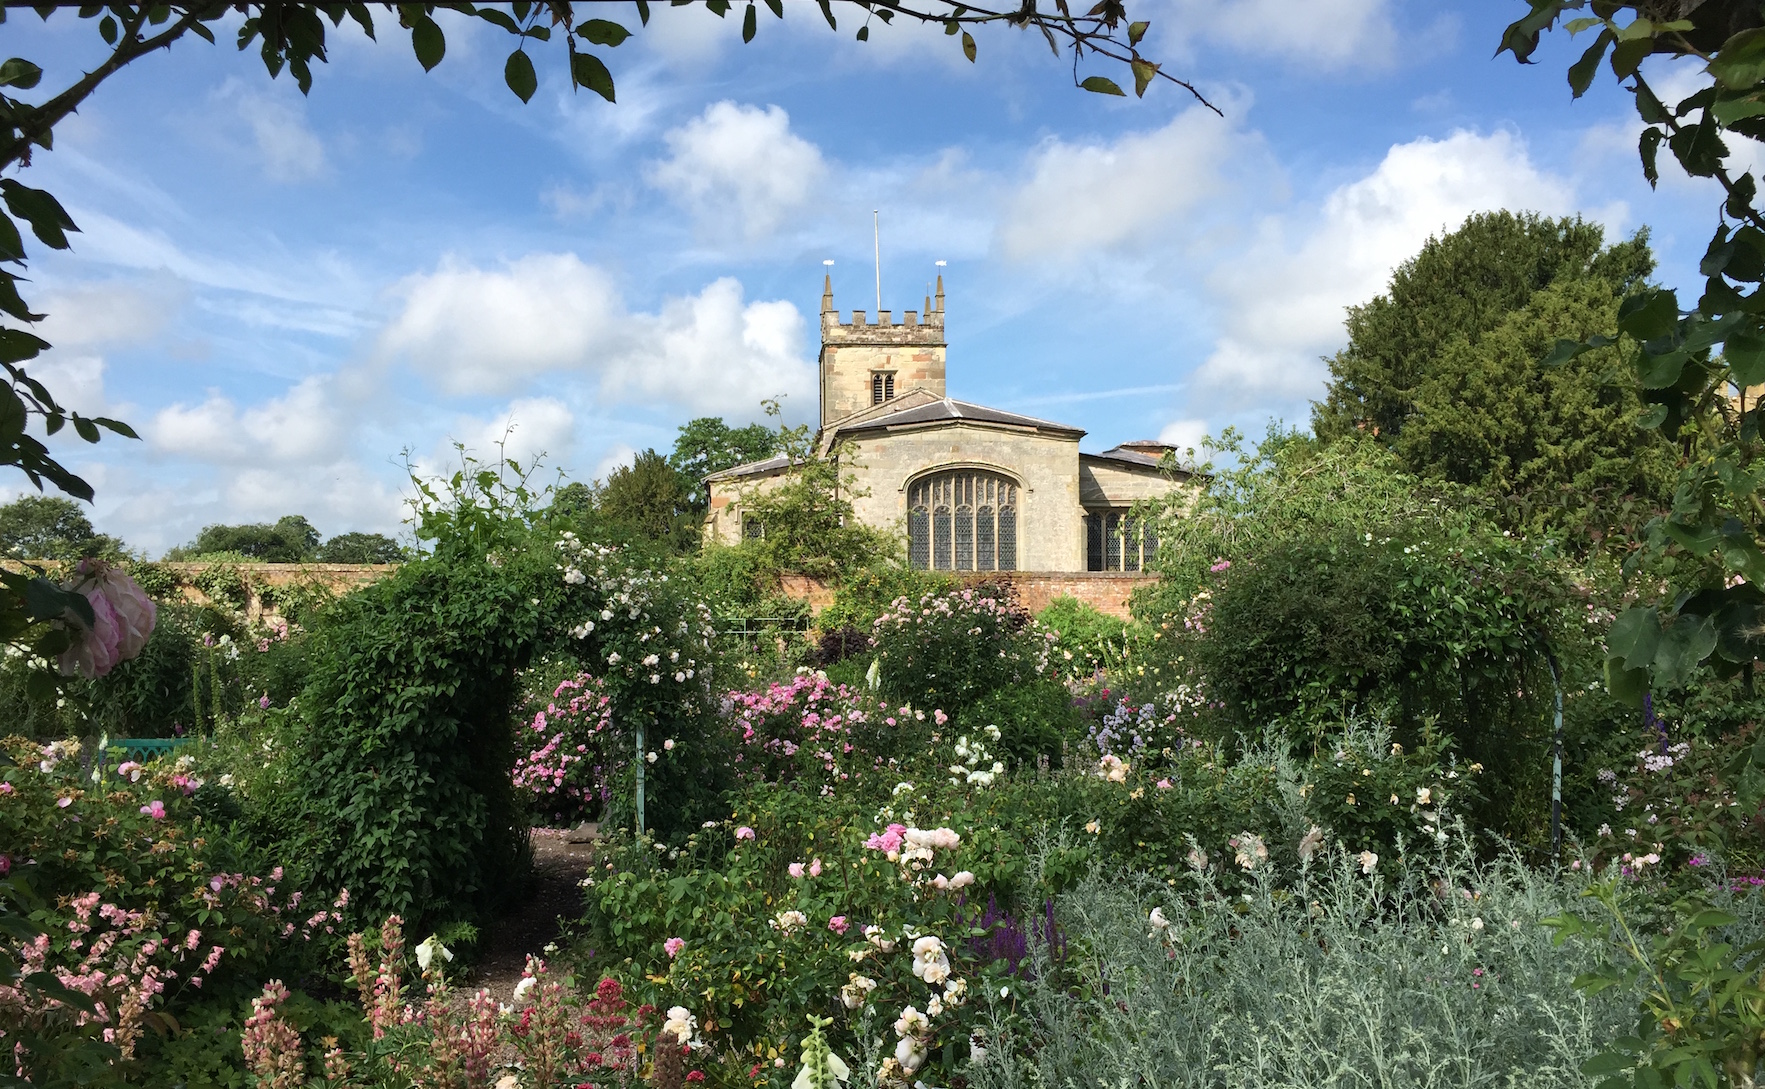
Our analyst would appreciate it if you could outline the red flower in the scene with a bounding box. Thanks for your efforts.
[687,1073,706,1083]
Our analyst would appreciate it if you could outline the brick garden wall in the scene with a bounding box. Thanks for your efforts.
[779,571,1156,620]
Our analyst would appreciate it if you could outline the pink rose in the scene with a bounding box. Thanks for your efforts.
[139,800,166,820]
[789,862,805,878]
[1156,779,1173,790]
[809,857,822,877]
[664,937,685,958]
[58,561,156,679]
[735,826,755,841]
[828,916,848,935]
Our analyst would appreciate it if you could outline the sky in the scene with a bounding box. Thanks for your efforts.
[0,1,1744,555]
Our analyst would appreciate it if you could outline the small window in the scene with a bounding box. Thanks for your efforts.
[742,515,765,540]
[871,372,896,405]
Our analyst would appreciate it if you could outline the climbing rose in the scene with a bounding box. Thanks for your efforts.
[57,560,156,679]
[664,937,685,958]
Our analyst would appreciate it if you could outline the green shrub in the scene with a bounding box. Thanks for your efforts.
[279,553,543,934]
[1036,595,1130,681]
[871,583,1050,729]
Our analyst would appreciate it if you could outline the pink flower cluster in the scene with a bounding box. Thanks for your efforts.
[511,674,615,815]
[57,559,157,680]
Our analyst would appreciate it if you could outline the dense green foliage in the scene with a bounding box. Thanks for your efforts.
[671,415,780,515]
[598,448,700,553]
[314,531,406,564]
[0,495,123,561]
[1313,212,1674,547]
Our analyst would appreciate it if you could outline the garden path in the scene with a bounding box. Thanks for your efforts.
[468,827,596,1001]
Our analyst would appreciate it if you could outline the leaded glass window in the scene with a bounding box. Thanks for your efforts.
[871,372,896,405]
[908,470,1019,571]
[1086,510,1157,571]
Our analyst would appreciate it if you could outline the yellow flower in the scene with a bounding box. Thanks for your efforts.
[1345,793,1356,806]
[1085,820,1101,834]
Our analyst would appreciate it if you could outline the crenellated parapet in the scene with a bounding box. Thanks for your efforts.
[817,274,948,426]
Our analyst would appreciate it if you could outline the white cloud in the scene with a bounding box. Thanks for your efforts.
[376,256,813,415]
[996,103,1257,261]
[608,277,814,414]
[465,396,577,469]
[649,102,827,240]
[376,253,627,395]
[226,82,328,183]
[1162,0,1400,71]
[1157,417,1210,455]
[1193,128,1578,410]
[149,376,346,465]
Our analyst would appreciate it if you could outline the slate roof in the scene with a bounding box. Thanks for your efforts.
[702,453,794,483]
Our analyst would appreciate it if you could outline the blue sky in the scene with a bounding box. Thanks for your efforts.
[0,1,1741,554]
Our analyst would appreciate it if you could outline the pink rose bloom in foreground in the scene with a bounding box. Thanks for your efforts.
[664,937,685,958]
[57,560,156,679]
[788,862,805,878]
[828,915,849,935]
[139,800,166,820]
[735,826,755,841]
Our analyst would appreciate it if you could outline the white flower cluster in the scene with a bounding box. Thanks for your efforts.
[555,532,713,694]
[37,738,81,774]
[948,725,1005,787]
[879,940,970,1084]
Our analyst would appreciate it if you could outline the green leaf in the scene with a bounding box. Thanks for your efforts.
[1727,331,1765,386]
[855,25,867,41]
[72,416,98,443]
[1709,27,1765,90]
[764,0,782,17]
[1609,35,1652,80]
[93,416,138,440]
[1569,28,1613,98]
[816,0,835,28]
[636,0,650,26]
[571,51,615,102]
[742,2,756,42]
[0,58,41,89]
[1640,126,1664,187]
[410,15,446,71]
[1582,1052,1636,1076]
[1655,612,1719,688]
[476,8,520,33]
[581,18,630,46]
[1618,289,1678,340]
[1128,19,1148,46]
[1606,658,1649,707]
[961,30,975,62]
[1131,58,1157,97]
[98,14,116,43]
[1608,605,1662,671]
[1636,402,1669,429]
[0,181,76,251]
[504,49,537,102]
[1080,75,1126,96]
[1541,337,1591,368]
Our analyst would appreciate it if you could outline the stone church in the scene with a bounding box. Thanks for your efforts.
[703,276,1191,573]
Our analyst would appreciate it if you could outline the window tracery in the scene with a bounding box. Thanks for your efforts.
[908,470,1017,571]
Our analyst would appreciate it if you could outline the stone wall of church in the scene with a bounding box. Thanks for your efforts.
[819,315,946,426]
[840,423,1085,571]
[703,468,790,544]
[777,571,1156,620]
[1079,459,1186,507]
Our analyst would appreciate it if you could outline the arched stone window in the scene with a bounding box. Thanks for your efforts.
[908,469,1018,571]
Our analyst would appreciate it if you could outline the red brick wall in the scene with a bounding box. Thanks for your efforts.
[778,571,1156,620]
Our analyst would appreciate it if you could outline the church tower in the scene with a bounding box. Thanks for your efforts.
[819,273,947,428]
